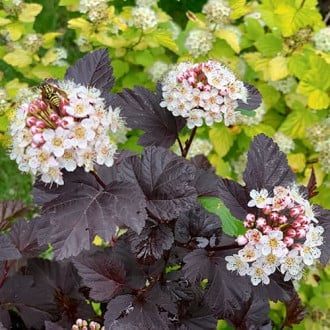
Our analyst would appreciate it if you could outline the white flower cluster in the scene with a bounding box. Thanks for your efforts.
[130,6,158,30]
[160,60,248,128]
[268,76,297,94]
[72,318,104,330]
[78,0,107,13]
[184,29,215,58]
[202,0,231,28]
[233,101,265,126]
[147,61,171,83]
[9,80,125,185]
[273,132,295,154]
[307,117,330,172]
[22,33,43,53]
[226,186,324,285]
[136,0,158,7]
[313,27,330,52]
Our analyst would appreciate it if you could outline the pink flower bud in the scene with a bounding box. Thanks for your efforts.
[30,125,42,134]
[263,225,272,234]
[289,207,301,218]
[236,235,248,246]
[32,133,45,146]
[286,228,297,238]
[291,243,302,250]
[278,215,288,224]
[262,205,272,215]
[26,116,37,127]
[28,103,39,113]
[50,113,60,122]
[296,215,308,223]
[35,99,48,110]
[256,217,267,228]
[296,204,305,214]
[246,213,255,223]
[284,236,294,247]
[270,212,279,221]
[296,228,306,239]
[291,220,301,229]
[61,116,75,128]
[36,120,46,129]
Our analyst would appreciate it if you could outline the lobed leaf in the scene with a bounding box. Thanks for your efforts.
[114,84,186,148]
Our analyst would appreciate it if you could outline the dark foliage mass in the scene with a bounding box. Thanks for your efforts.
[0,49,329,329]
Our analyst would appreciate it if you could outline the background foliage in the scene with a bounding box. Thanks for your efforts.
[0,0,329,328]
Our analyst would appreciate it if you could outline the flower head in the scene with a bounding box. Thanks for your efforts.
[9,80,125,185]
[160,61,249,128]
[226,184,325,286]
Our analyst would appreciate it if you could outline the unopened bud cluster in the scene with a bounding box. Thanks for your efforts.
[72,318,104,330]
[9,80,124,185]
[226,186,324,285]
[160,61,248,128]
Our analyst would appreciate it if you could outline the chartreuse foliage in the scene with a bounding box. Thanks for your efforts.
[0,0,329,328]
[0,49,330,330]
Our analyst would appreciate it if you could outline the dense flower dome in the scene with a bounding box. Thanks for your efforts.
[9,80,125,185]
[160,60,248,128]
[226,185,324,285]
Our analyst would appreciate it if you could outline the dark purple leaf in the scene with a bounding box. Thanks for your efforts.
[179,302,217,330]
[64,49,115,100]
[128,221,174,264]
[204,256,252,319]
[237,83,262,110]
[282,291,306,327]
[0,200,30,231]
[118,146,197,221]
[104,285,173,329]
[182,249,212,283]
[24,258,95,324]
[114,84,186,148]
[314,206,330,265]
[74,250,126,301]
[40,180,147,260]
[175,205,222,247]
[0,309,11,329]
[243,134,296,192]
[213,178,249,221]
[192,166,220,197]
[8,219,46,258]
[0,274,56,328]
[44,321,66,330]
[0,234,21,261]
[307,167,318,198]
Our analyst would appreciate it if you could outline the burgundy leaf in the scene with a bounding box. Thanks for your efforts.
[307,167,318,198]
[8,218,46,258]
[25,259,95,324]
[74,250,126,301]
[0,274,56,328]
[64,49,115,100]
[182,249,212,283]
[0,234,21,261]
[128,221,174,264]
[175,205,222,247]
[237,83,262,110]
[213,178,249,221]
[0,200,30,231]
[44,321,66,330]
[118,146,197,221]
[104,287,172,329]
[314,205,330,265]
[40,180,147,260]
[114,84,186,148]
[283,291,306,327]
[243,134,296,192]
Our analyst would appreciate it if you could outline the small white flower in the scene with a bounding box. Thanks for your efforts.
[248,188,273,209]
[248,260,271,286]
[305,225,324,247]
[259,230,287,257]
[238,243,261,262]
[300,244,321,266]
[225,254,249,276]
[280,249,304,281]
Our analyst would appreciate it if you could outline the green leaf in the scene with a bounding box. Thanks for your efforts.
[254,34,283,57]
[244,18,265,41]
[18,3,42,23]
[112,59,130,79]
[209,124,235,157]
[279,104,318,139]
[151,30,179,53]
[199,196,246,237]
